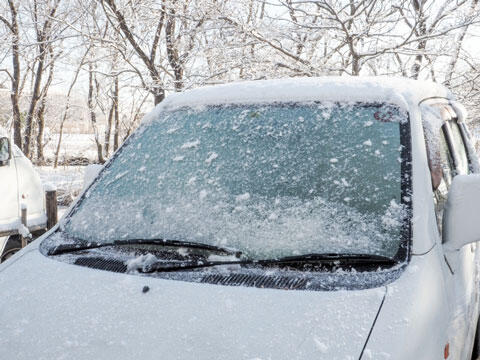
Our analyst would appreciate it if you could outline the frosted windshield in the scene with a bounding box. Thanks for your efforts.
[65,103,408,259]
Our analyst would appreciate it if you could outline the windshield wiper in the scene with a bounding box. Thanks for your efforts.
[137,253,397,273]
[270,253,397,266]
[48,238,242,257]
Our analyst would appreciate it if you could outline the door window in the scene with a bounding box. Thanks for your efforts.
[449,121,470,174]
[422,103,456,237]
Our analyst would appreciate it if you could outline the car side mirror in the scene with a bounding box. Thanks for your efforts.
[443,174,480,251]
[0,137,11,166]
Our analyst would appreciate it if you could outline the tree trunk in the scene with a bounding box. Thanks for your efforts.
[54,120,64,168]
[88,63,104,164]
[35,98,46,164]
[351,54,360,76]
[153,91,165,105]
[36,54,55,165]
[411,39,426,80]
[4,0,22,148]
[23,40,49,157]
[410,1,427,80]
[165,10,184,91]
[105,103,114,157]
[113,75,120,151]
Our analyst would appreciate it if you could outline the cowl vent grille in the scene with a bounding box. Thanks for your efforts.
[69,255,403,291]
[74,257,127,273]
[200,273,309,290]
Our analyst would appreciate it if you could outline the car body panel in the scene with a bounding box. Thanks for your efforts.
[364,246,452,359]
[13,148,46,226]
[0,157,19,228]
[0,245,385,360]
[0,141,46,236]
[365,243,480,359]
[0,236,9,255]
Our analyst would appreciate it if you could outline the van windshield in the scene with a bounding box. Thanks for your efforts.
[64,102,410,260]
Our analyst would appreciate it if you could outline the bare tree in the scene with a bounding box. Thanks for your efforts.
[100,0,166,104]
[54,46,90,168]
[444,0,480,86]
[0,0,22,147]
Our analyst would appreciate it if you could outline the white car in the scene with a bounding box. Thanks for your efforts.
[0,129,46,262]
[1,77,480,359]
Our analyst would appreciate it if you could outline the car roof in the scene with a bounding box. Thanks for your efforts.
[148,77,452,123]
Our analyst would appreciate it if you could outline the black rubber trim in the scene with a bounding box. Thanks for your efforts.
[393,114,412,263]
[358,287,387,360]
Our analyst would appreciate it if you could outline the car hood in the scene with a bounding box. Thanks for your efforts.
[0,248,387,360]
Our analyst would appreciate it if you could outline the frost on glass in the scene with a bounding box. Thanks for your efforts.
[65,103,408,259]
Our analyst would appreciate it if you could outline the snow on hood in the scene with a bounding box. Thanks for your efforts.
[143,76,452,124]
[0,249,386,360]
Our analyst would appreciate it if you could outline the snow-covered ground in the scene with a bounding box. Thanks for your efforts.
[36,166,86,218]
[42,133,98,163]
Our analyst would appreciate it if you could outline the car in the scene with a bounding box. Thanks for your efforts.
[0,128,46,262]
[0,77,479,359]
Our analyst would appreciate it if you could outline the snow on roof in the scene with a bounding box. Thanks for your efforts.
[144,77,453,123]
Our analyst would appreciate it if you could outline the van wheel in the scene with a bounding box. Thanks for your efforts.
[0,236,22,263]
[472,315,480,359]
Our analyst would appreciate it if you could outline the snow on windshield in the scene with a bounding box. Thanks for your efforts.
[64,102,409,260]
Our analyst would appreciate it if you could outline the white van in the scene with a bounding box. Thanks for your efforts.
[0,128,46,261]
[0,77,479,359]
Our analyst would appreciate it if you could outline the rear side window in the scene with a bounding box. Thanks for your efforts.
[438,128,454,185]
[448,121,470,174]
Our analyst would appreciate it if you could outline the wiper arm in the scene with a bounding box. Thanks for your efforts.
[137,259,251,273]
[48,238,241,257]
[137,253,396,273]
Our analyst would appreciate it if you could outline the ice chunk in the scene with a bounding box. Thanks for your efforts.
[199,190,208,200]
[364,120,373,127]
[181,140,200,149]
[205,152,218,164]
[235,193,251,202]
[381,199,406,230]
[126,253,158,272]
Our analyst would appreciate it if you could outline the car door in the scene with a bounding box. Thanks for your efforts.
[0,138,19,233]
[447,113,480,359]
[422,101,478,359]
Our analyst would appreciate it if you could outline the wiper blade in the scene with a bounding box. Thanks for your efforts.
[138,253,396,273]
[271,253,396,266]
[48,238,241,257]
